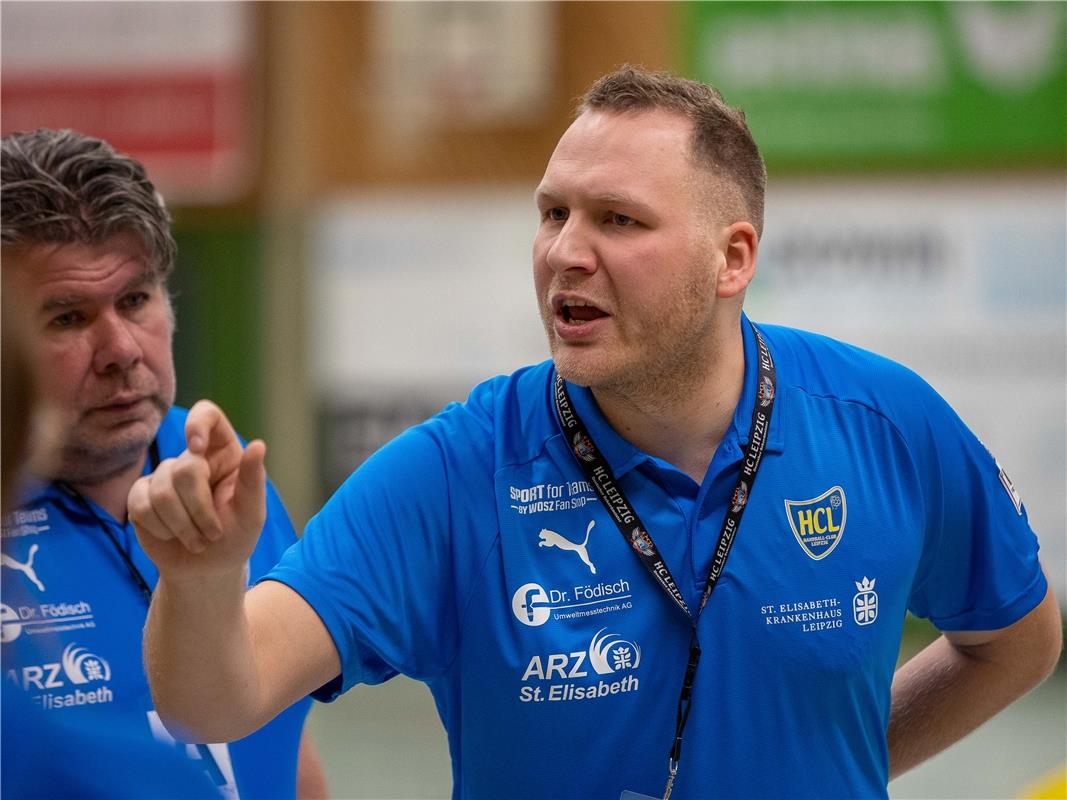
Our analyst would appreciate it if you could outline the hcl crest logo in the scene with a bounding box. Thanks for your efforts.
[784,486,846,560]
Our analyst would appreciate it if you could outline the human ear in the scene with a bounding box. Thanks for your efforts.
[716,221,758,298]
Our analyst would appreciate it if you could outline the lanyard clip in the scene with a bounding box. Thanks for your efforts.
[664,636,701,798]
[663,758,679,800]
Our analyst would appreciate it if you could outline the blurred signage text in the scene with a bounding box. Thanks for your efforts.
[1,2,254,204]
[685,2,1066,171]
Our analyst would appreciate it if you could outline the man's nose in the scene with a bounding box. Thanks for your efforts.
[91,312,142,373]
[545,217,597,275]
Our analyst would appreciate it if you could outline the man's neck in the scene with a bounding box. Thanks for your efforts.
[63,456,146,522]
[592,322,746,484]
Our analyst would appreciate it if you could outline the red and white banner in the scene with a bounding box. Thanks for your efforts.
[1,2,254,204]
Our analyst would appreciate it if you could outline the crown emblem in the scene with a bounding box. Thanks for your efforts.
[854,576,875,593]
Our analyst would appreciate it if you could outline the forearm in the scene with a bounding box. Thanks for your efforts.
[132,406,338,743]
[145,569,267,743]
[887,590,1062,779]
[888,635,1006,778]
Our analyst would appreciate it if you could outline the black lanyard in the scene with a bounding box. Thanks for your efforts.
[55,439,159,605]
[553,323,776,799]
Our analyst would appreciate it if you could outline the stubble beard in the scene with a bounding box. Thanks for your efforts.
[50,395,170,486]
[594,320,719,420]
[547,271,719,414]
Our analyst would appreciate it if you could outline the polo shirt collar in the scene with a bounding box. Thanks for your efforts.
[11,473,60,511]
[728,313,786,458]
[9,443,158,524]
[564,376,645,479]
[558,313,786,478]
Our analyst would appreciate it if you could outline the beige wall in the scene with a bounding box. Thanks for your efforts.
[261,2,674,194]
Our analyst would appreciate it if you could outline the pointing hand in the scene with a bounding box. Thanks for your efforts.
[129,400,267,580]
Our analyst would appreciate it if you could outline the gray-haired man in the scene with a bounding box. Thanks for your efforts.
[1,129,327,799]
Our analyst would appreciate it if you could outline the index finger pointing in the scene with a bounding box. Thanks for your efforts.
[184,400,244,487]
[184,399,231,454]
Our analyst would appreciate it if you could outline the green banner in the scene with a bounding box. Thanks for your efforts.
[683,1,1066,172]
[171,220,263,440]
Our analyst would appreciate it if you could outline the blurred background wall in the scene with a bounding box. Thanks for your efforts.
[3,2,1064,798]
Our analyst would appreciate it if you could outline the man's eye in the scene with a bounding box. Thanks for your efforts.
[120,291,149,310]
[50,311,80,328]
[610,213,635,227]
[545,208,568,222]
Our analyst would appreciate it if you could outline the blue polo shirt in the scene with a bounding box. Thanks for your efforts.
[267,317,1045,800]
[1,407,310,800]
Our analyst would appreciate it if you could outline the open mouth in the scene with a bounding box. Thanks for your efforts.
[559,300,609,326]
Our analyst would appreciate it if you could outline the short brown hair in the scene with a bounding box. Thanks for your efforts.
[579,66,766,236]
[1,128,176,282]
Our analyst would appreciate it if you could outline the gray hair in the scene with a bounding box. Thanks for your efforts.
[1,129,176,282]
[579,66,767,237]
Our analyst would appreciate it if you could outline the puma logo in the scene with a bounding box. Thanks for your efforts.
[538,521,597,575]
[1,544,45,591]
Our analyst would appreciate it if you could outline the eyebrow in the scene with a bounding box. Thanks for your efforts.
[591,192,652,213]
[534,187,654,216]
[40,272,153,314]
[533,187,561,206]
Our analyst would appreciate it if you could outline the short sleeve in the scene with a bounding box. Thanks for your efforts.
[261,424,459,697]
[900,373,1046,631]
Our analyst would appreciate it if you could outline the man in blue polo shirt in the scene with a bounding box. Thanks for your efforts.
[130,68,1061,799]
[1,129,327,799]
